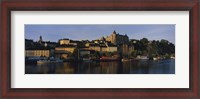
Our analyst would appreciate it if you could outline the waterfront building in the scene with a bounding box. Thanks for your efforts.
[79,50,91,56]
[79,50,96,58]
[101,46,108,52]
[25,46,54,58]
[106,43,118,52]
[122,44,129,56]
[89,44,101,52]
[54,45,76,59]
[55,45,76,53]
[26,50,51,57]
[88,43,117,53]
[25,37,54,57]
[25,32,133,59]
[115,43,135,57]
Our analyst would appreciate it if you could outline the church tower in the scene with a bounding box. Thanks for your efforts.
[111,30,117,44]
[113,30,116,34]
[39,35,43,44]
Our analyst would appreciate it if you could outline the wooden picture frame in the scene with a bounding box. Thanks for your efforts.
[0,0,199,98]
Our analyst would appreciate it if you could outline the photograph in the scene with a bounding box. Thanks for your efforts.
[25,25,175,74]
[2,0,199,98]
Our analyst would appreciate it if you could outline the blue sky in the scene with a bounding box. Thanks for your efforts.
[25,25,175,44]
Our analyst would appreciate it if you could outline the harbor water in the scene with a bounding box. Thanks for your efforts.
[25,59,175,74]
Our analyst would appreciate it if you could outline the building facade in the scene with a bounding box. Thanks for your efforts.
[105,30,129,45]
[87,43,117,53]
[25,50,52,57]
[118,44,134,56]
[25,32,134,59]
[59,39,78,46]
[54,45,76,59]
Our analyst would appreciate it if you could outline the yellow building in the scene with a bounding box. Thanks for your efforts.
[85,43,90,47]
[55,47,75,53]
[107,46,118,52]
[59,39,70,45]
[89,45,101,52]
[88,43,117,53]
[105,30,129,45]
[25,50,51,57]
[118,44,134,56]
[101,47,108,52]
[54,45,76,59]
[59,39,77,45]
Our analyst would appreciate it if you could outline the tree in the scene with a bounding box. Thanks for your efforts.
[130,50,137,58]
[140,38,149,45]
[90,51,100,59]
[130,38,175,58]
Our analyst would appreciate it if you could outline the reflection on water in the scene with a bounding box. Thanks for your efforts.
[25,59,175,74]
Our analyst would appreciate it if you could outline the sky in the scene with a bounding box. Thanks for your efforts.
[25,25,175,44]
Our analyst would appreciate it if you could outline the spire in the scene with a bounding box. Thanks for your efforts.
[39,35,43,44]
[113,30,116,34]
[39,35,43,42]
[100,36,105,41]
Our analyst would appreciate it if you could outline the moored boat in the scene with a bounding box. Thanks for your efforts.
[153,57,158,60]
[136,56,149,61]
[100,56,120,61]
[121,58,130,62]
[82,58,93,62]
[170,56,175,59]
[37,59,63,64]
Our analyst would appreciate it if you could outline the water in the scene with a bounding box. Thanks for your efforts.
[25,59,175,74]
